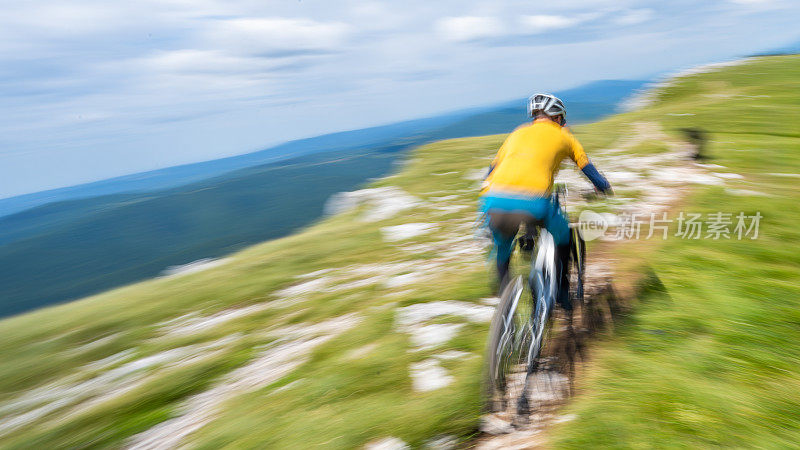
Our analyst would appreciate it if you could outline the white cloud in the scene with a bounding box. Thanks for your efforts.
[726,0,784,10]
[121,49,296,112]
[614,9,654,26]
[435,16,503,43]
[437,13,589,42]
[1,3,130,35]
[140,49,270,75]
[519,15,582,33]
[204,18,351,56]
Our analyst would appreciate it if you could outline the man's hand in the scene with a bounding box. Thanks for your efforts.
[580,186,613,201]
[595,186,613,196]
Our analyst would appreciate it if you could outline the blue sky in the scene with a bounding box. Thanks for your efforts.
[1,0,798,198]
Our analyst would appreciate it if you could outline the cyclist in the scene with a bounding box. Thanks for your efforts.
[479,93,612,308]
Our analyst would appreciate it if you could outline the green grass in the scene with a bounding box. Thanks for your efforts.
[0,55,798,448]
[553,55,800,448]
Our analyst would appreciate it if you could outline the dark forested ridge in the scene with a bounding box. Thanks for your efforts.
[0,148,399,317]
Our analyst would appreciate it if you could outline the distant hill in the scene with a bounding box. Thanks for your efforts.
[0,114,467,218]
[0,148,400,317]
[750,37,800,56]
[0,79,646,317]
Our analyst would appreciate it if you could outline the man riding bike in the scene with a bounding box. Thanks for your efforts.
[479,93,612,308]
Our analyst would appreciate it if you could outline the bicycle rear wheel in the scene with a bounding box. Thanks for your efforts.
[572,228,586,306]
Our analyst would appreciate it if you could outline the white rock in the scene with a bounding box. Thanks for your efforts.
[427,204,470,214]
[161,258,230,277]
[365,437,410,450]
[552,414,577,424]
[425,434,459,449]
[479,415,515,435]
[295,268,334,279]
[345,343,379,360]
[464,168,488,181]
[269,379,304,395]
[410,359,454,392]
[433,350,470,360]
[273,277,331,299]
[409,324,465,350]
[712,172,744,179]
[384,272,425,289]
[396,301,494,328]
[80,350,136,372]
[65,333,120,355]
[326,276,384,293]
[765,172,800,178]
[325,187,421,222]
[726,188,769,197]
[395,301,493,352]
[381,223,437,242]
[272,313,362,341]
[681,172,725,185]
[427,195,459,202]
[159,304,269,337]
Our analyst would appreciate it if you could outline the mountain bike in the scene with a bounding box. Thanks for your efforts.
[483,185,586,421]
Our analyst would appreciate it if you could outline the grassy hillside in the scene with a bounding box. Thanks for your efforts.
[0,56,797,448]
[553,54,800,447]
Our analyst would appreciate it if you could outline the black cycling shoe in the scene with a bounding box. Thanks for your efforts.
[517,231,536,254]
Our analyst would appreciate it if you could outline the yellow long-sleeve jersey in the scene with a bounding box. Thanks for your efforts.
[481,120,589,197]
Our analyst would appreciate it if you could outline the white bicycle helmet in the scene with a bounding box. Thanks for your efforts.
[527,93,566,122]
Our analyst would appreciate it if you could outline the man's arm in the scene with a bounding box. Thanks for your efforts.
[581,163,611,193]
[567,131,612,193]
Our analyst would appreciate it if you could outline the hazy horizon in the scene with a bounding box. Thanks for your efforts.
[0,77,646,201]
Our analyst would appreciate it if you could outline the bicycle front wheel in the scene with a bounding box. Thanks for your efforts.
[483,276,532,414]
